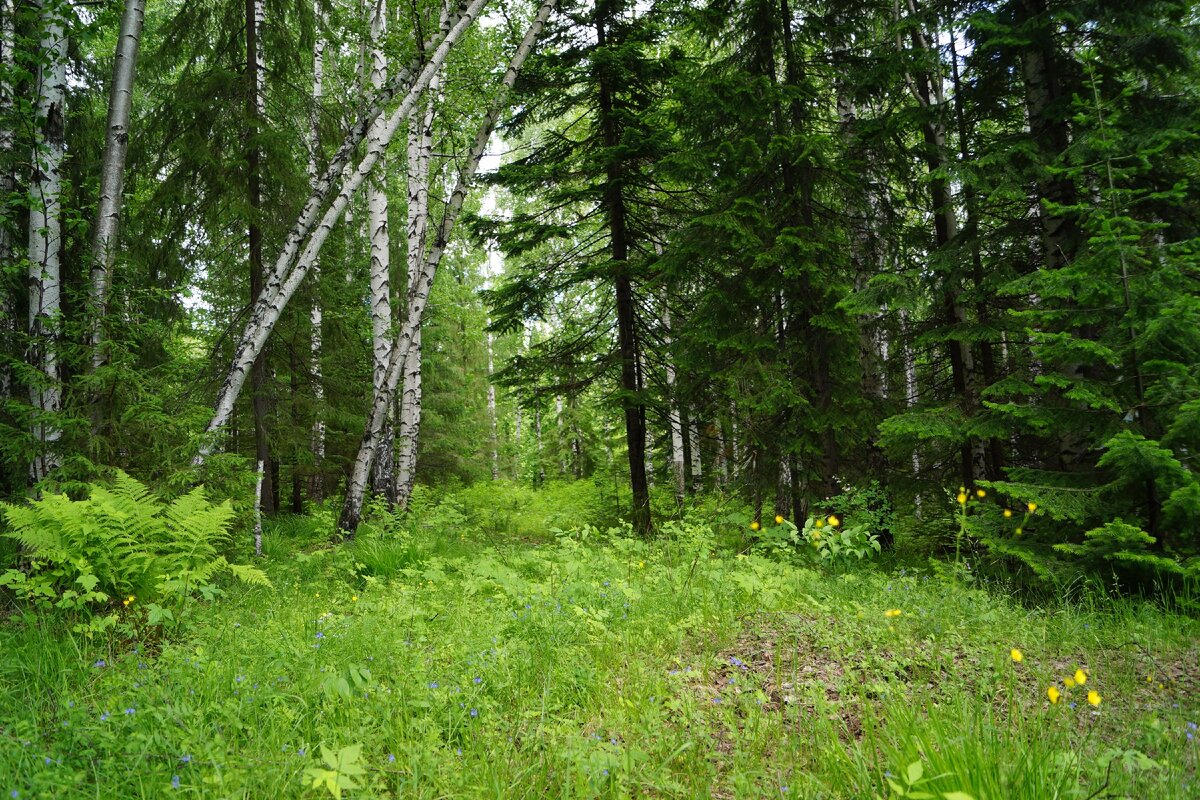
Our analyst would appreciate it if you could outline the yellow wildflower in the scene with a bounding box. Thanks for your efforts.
[1015,527,1023,535]
[122,595,135,607]
[828,515,841,527]
[884,609,902,618]
[1027,502,1038,513]
[1048,686,1061,704]
[775,515,784,524]
[1074,669,1087,686]
[637,560,645,569]
[1064,677,1076,689]
[957,492,968,505]
[1003,509,1013,518]
[750,521,760,531]
[1010,648,1023,663]
[976,489,986,498]
[1087,690,1101,707]
[351,595,358,602]
[815,518,825,529]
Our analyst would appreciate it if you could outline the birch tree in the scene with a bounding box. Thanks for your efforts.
[28,0,67,483]
[338,0,557,534]
[392,62,439,510]
[0,0,14,402]
[366,0,394,497]
[308,0,326,500]
[89,0,145,370]
[199,0,489,452]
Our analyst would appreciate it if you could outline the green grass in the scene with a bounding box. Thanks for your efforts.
[0,511,1197,799]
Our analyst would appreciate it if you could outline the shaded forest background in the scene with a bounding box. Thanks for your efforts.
[1,0,1198,591]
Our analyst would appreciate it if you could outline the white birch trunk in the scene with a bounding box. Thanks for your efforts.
[663,307,685,504]
[555,395,565,475]
[367,0,393,496]
[89,0,146,369]
[392,64,438,509]
[900,309,922,514]
[0,0,15,401]
[253,459,265,556]
[487,326,498,479]
[338,0,556,533]
[688,416,702,493]
[308,1,326,500]
[393,327,423,508]
[640,351,653,489]
[714,418,728,486]
[28,2,67,483]
[199,0,488,453]
[535,407,544,484]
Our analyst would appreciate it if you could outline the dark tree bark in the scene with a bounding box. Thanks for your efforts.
[596,5,650,535]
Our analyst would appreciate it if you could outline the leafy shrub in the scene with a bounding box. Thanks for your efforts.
[0,471,269,625]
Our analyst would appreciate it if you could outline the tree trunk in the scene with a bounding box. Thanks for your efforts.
[596,10,650,535]
[253,460,264,556]
[307,0,326,502]
[392,65,439,509]
[904,17,981,490]
[663,307,686,505]
[0,0,16,406]
[28,1,67,485]
[487,326,498,479]
[367,0,394,500]
[246,0,275,513]
[90,0,145,372]
[338,0,556,534]
[393,327,423,508]
[199,0,488,451]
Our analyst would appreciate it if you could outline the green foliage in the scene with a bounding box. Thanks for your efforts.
[0,471,269,624]
[3,500,1198,798]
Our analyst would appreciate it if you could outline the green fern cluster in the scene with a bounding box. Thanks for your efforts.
[0,471,269,612]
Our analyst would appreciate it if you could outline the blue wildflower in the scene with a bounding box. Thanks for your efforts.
[180,755,191,764]
[470,708,478,717]
[473,677,482,684]
[100,712,109,721]
[388,754,395,763]
[94,660,106,668]
[297,749,305,756]
[171,776,180,790]
[314,632,324,640]
[124,708,135,715]
[429,681,439,689]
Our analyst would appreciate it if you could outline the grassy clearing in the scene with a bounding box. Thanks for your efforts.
[0,505,1197,799]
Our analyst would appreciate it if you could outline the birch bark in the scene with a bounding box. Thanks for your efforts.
[663,307,685,504]
[28,1,67,483]
[392,63,438,509]
[200,0,488,451]
[338,0,556,533]
[366,0,394,497]
[90,0,145,370]
[0,0,15,401]
[487,326,498,479]
[308,1,326,500]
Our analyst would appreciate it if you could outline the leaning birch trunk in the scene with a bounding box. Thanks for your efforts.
[0,0,15,401]
[338,0,556,534]
[28,3,67,484]
[392,67,439,509]
[663,306,686,505]
[366,0,394,498]
[198,0,488,453]
[307,1,326,501]
[90,0,145,370]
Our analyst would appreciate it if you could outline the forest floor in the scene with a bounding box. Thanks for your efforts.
[1,503,1198,799]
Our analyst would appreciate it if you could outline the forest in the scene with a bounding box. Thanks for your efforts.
[0,0,1198,797]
